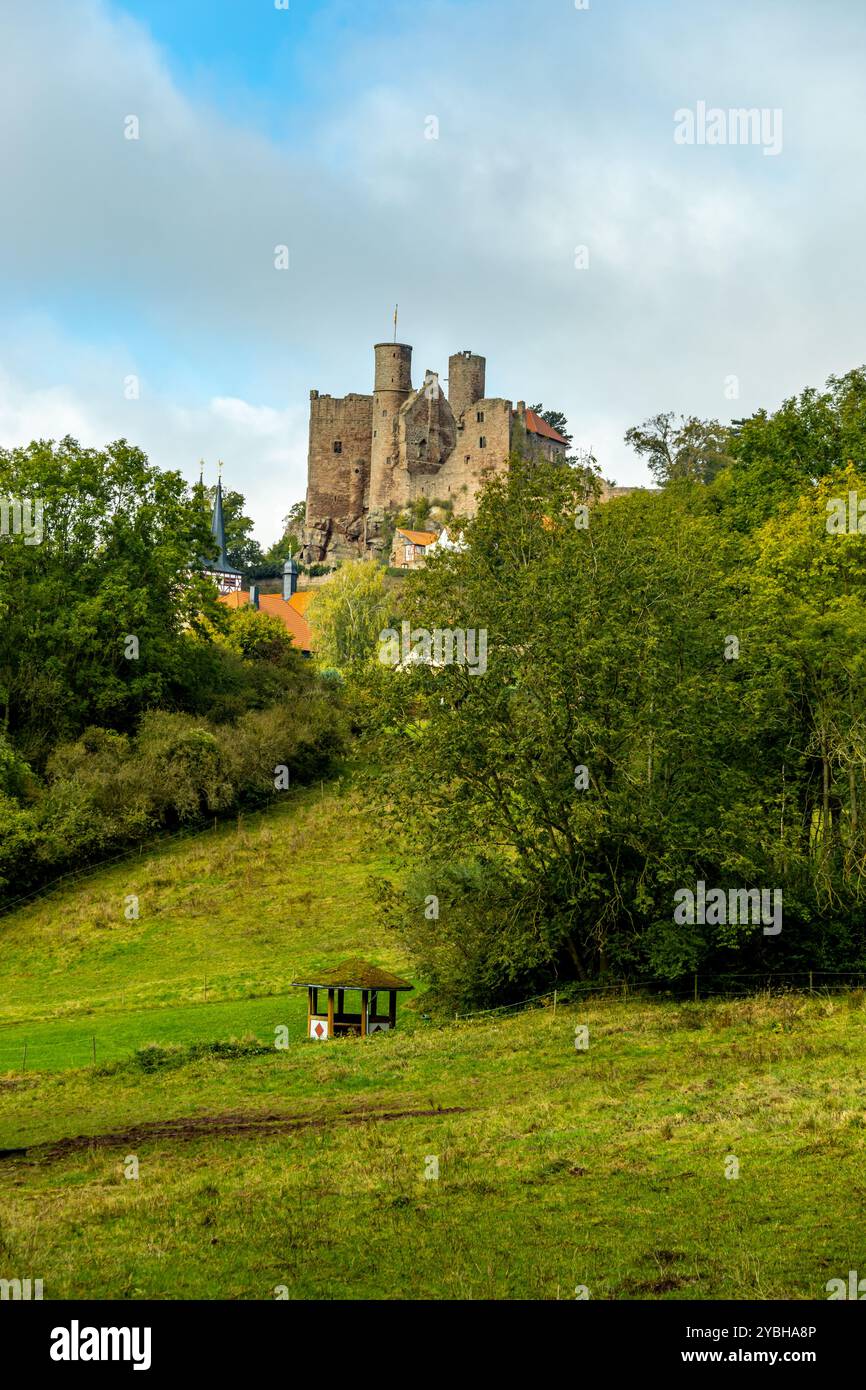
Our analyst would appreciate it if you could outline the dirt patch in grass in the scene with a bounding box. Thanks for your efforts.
[0,1104,469,1165]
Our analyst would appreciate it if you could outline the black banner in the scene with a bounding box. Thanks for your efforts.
[1,1299,859,1375]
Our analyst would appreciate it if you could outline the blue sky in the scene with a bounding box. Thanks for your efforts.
[1,0,865,542]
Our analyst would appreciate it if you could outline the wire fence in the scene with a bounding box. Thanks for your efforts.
[453,969,866,1021]
[3,969,865,1073]
[0,1025,311,1076]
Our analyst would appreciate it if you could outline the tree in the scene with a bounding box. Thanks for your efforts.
[624,412,732,485]
[307,560,390,669]
[0,437,221,765]
[264,501,307,566]
[744,464,866,903]
[365,457,783,1005]
[220,605,301,667]
[530,404,573,446]
[710,367,866,531]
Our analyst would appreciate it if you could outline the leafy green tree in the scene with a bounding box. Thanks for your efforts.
[744,464,866,905]
[365,458,781,1005]
[307,560,390,670]
[220,605,301,667]
[0,437,220,765]
[625,412,732,485]
[710,368,866,531]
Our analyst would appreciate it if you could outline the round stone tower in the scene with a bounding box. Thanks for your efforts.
[369,342,413,511]
[448,350,486,423]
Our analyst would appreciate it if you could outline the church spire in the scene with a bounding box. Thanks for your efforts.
[201,463,243,594]
[210,469,232,572]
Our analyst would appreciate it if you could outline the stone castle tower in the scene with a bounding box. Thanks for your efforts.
[302,339,568,564]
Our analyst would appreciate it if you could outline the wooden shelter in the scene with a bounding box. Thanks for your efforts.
[292,959,413,1039]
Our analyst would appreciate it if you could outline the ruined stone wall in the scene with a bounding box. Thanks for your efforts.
[302,341,574,563]
[448,351,486,423]
[369,343,413,512]
[306,391,373,518]
[524,433,568,464]
[304,391,373,561]
[410,397,513,513]
[400,377,457,477]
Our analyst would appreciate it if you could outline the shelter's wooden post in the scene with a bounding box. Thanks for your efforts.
[327,988,335,1037]
[389,990,397,1027]
[312,987,319,1017]
[370,989,378,1020]
[337,989,344,1016]
[307,987,312,1036]
[361,989,368,1037]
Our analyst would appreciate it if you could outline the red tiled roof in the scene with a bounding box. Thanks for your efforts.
[524,408,569,445]
[288,590,315,617]
[219,590,313,652]
[396,529,439,547]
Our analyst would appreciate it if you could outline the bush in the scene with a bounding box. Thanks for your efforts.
[0,682,346,903]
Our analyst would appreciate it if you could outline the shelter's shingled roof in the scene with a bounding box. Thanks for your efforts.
[524,408,569,446]
[292,958,413,991]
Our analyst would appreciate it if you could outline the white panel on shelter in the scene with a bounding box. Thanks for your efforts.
[310,1018,329,1040]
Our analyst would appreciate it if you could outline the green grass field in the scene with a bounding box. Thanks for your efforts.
[0,779,407,1072]
[1,779,865,1300]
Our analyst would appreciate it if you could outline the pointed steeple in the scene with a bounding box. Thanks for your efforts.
[200,463,243,592]
[210,469,233,572]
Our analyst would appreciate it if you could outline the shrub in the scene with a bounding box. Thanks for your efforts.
[0,682,346,903]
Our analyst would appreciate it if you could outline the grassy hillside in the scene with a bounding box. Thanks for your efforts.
[0,778,407,1072]
[1,782,866,1299]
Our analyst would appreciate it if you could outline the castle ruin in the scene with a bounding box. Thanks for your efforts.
[302,342,569,564]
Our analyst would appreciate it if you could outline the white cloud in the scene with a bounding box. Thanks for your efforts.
[0,354,308,544]
[0,0,865,531]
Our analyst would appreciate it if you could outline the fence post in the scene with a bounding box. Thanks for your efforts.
[809,971,813,995]
[91,1036,96,1066]
[22,1042,27,1075]
[694,973,698,1003]
[553,989,557,1016]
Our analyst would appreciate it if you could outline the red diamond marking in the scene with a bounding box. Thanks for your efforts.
[314,1022,325,1038]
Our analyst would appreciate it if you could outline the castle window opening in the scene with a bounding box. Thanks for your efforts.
[477,411,485,423]
[479,436,487,449]
[333,441,342,454]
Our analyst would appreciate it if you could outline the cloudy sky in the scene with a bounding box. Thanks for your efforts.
[1,0,864,543]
